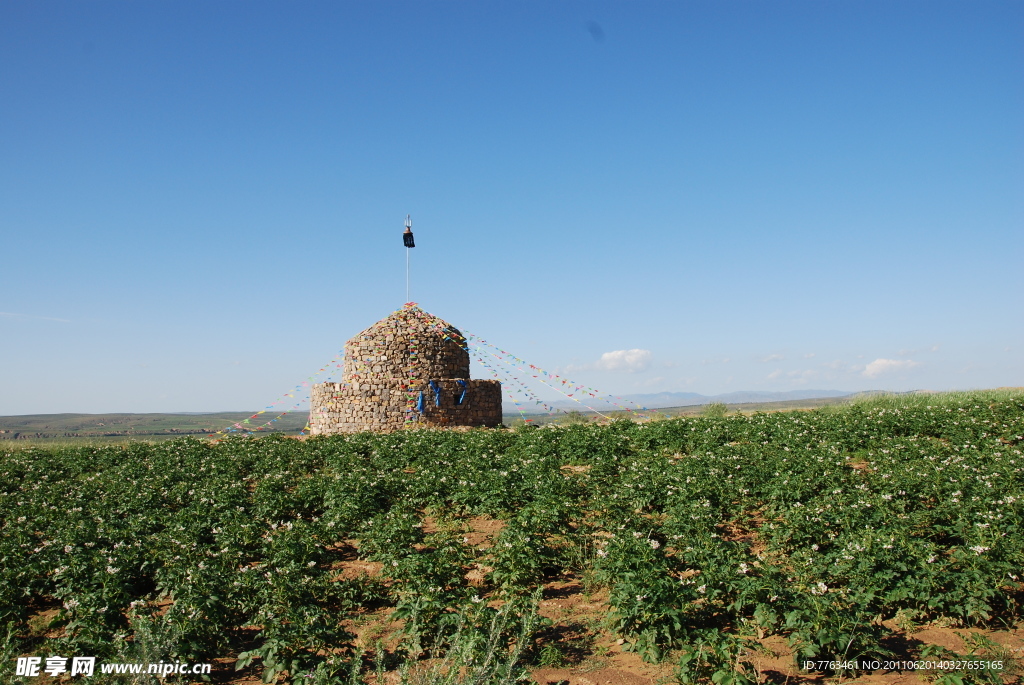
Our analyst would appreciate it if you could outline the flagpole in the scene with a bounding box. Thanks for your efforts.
[403,214,414,303]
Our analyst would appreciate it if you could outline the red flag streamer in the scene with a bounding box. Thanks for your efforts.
[209,347,346,439]
[405,304,668,422]
[470,344,570,421]
[462,330,673,421]
[472,341,613,420]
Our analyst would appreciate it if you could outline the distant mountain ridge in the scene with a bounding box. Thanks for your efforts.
[510,389,852,412]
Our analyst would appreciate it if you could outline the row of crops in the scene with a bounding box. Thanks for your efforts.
[2,394,1023,683]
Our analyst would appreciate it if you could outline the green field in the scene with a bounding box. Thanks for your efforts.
[2,389,1023,684]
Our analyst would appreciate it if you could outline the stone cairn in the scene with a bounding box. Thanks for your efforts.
[308,304,502,434]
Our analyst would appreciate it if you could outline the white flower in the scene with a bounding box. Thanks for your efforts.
[737,563,749,574]
[649,540,661,550]
[969,545,989,555]
[596,549,608,557]
[811,544,819,551]
[106,566,120,574]
[810,582,828,595]
[927,555,937,563]
[471,595,483,604]
[696,585,706,594]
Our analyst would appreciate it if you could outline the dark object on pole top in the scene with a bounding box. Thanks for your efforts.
[403,214,415,248]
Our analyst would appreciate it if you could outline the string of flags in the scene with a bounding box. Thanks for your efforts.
[471,344,575,420]
[460,329,670,422]
[472,346,535,424]
[405,303,663,422]
[209,348,346,439]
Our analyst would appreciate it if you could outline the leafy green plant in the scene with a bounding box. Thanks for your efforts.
[561,411,591,426]
[537,643,566,667]
[397,592,544,685]
[700,403,729,418]
[674,631,758,685]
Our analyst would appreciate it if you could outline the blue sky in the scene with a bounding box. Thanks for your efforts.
[1,1,1021,414]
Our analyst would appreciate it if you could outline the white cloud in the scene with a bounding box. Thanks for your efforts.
[862,358,921,378]
[803,353,816,359]
[760,353,785,363]
[594,349,652,373]
[767,370,783,380]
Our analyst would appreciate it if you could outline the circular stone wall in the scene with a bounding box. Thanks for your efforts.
[309,304,501,434]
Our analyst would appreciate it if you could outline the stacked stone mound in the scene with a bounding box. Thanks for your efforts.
[308,304,502,434]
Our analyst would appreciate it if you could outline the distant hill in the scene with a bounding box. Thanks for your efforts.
[0,412,308,442]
